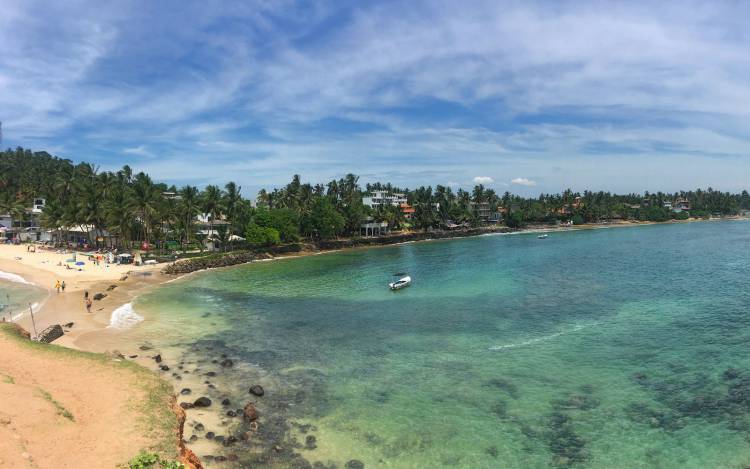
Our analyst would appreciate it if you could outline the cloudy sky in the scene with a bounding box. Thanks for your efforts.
[2,0,749,195]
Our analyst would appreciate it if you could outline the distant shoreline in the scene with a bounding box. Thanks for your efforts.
[161,215,750,276]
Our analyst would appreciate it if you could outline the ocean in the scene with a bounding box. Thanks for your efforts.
[123,220,750,468]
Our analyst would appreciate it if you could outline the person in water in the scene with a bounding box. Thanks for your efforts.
[55,280,61,293]
[85,297,93,313]
[61,281,66,292]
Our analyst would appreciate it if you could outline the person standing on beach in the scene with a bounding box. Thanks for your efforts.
[55,280,61,293]
[85,297,93,313]
[61,281,66,292]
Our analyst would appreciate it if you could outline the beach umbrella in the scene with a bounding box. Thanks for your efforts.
[75,261,85,266]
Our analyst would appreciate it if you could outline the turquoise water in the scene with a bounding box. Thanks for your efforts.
[132,220,750,468]
[0,276,46,322]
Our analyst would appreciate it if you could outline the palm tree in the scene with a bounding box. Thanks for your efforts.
[178,185,200,250]
[128,173,160,244]
[223,182,242,232]
[201,185,224,248]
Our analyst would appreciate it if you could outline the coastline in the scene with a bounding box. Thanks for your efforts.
[0,216,746,467]
[4,215,744,352]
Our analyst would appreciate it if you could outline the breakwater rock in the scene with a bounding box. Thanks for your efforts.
[162,245,302,275]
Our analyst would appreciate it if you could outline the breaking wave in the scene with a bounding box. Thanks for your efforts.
[108,302,144,329]
[0,270,34,285]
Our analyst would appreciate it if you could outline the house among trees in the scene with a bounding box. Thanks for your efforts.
[362,191,408,208]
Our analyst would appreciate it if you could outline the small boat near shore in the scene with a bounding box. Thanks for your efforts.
[389,273,412,290]
[538,234,549,239]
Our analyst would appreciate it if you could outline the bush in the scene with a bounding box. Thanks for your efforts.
[128,452,183,469]
[245,223,281,247]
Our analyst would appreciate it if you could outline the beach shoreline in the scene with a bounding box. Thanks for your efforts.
[3,215,746,353]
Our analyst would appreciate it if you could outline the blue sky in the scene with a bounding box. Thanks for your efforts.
[2,0,750,196]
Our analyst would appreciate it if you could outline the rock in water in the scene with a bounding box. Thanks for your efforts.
[193,397,212,407]
[180,388,192,395]
[180,402,194,410]
[220,358,233,368]
[243,402,258,421]
[153,354,162,363]
[93,293,107,301]
[159,364,170,371]
[305,435,317,449]
[37,324,64,344]
[249,385,265,397]
[345,460,365,469]
[63,322,74,328]
[221,398,231,406]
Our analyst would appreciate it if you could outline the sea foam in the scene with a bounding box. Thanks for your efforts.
[0,270,34,285]
[108,302,144,329]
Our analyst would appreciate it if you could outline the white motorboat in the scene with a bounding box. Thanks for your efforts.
[538,234,548,239]
[389,274,412,290]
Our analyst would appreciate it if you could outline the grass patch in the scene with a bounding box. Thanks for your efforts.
[1,374,14,384]
[37,387,75,421]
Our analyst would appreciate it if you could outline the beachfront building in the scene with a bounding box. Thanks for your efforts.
[362,191,408,208]
[1,201,51,242]
[360,220,390,237]
[470,202,491,221]
[673,198,691,212]
[196,214,232,250]
[400,203,416,219]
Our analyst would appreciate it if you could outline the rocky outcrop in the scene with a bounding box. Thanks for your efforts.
[173,402,204,469]
[161,245,301,275]
[37,324,64,344]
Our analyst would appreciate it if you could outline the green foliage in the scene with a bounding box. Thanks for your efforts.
[1,146,747,251]
[301,197,345,239]
[128,452,183,469]
[673,211,689,220]
[570,214,585,225]
[245,223,281,246]
[506,211,524,228]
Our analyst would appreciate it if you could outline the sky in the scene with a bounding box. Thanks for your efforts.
[1,0,750,196]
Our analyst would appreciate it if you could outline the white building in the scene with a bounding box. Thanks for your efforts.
[362,191,407,208]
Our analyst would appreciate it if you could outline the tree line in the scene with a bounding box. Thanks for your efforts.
[1,147,748,250]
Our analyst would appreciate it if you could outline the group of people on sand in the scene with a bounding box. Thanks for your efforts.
[54,280,93,313]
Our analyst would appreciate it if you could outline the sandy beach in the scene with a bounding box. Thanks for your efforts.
[0,244,166,351]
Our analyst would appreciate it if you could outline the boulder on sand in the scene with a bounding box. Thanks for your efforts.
[37,324,64,344]
[193,397,212,407]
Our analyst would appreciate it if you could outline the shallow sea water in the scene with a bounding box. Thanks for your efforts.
[127,220,750,468]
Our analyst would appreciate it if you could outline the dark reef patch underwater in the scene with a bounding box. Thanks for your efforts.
[124,220,750,467]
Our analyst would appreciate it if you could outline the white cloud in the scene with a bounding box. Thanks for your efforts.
[123,145,152,157]
[511,177,537,187]
[473,176,494,184]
